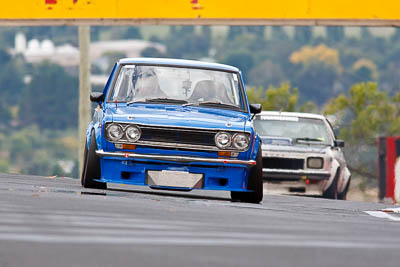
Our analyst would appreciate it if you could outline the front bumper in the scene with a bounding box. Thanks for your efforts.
[263,168,330,180]
[96,150,256,166]
[95,150,255,191]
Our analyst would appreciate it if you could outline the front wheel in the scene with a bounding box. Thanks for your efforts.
[322,169,339,199]
[81,131,107,190]
[338,176,351,200]
[231,146,263,203]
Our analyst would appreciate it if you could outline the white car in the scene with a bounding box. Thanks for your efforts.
[254,111,351,199]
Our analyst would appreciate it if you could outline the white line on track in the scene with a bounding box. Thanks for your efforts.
[381,208,400,213]
[364,211,400,221]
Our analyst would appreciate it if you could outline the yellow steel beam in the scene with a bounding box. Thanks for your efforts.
[1,0,400,26]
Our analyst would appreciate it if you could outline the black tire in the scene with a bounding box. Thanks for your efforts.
[80,143,88,187]
[338,176,351,200]
[231,146,263,203]
[322,169,339,199]
[81,131,107,190]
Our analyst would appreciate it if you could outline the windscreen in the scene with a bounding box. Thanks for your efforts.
[110,65,244,110]
[254,116,333,145]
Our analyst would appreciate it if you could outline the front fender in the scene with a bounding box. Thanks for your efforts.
[85,122,95,149]
[319,159,340,193]
[86,121,103,150]
[251,134,261,161]
[244,118,260,161]
[338,167,351,193]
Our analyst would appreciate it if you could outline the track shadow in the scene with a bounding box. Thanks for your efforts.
[285,193,322,198]
[106,187,232,202]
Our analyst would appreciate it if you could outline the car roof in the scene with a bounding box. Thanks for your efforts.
[257,111,326,120]
[118,58,239,73]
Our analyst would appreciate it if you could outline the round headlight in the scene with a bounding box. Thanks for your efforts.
[107,124,123,141]
[215,132,232,149]
[233,133,250,150]
[125,125,141,142]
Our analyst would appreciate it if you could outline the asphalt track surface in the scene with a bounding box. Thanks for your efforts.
[0,173,400,267]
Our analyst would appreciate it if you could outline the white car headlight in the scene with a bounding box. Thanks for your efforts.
[106,124,124,141]
[125,125,141,142]
[307,157,324,169]
[233,133,250,150]
[215,132,232,149]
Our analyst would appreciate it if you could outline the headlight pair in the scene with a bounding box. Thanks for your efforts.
[215,132,250,150]
[106,124,141,142]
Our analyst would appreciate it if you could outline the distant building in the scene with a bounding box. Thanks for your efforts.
[11,32,166,68]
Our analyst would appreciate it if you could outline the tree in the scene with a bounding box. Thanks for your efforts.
[227,26,246,41]
[326,26,345,43]
[352,58,378,82]
[0,101,11,128]
[122,27,142,39]
[18,62,78,130]
[0,53,25,106]
[391,28,400,42]
[165,26,211,59]
[246,26,266,39]
[270,26,289,41]
[0,158,8,173]
[0,28,16,48]
[0,50,25,126]
[140,47,166,58]
[247,83,299,112]
[324,82,400,179]
[290,44,342,104]
[223,51,254,79]
[379,63,400,95]
[20,149,53,176]
[247,83,318,113]
[200,26,212,51]
[0,50,10,63]
[9,125,41,162]
[180,26,194,34]
[290,44,341,67]
[294,26,313,45]
[101,51,126,73]
[360,27,373,41]
[247,60,285,88]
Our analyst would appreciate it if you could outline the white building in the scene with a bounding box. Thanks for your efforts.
[12,33,166,68]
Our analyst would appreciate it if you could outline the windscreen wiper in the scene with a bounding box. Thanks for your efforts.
[127,98,188,105]
[296,137,323,143]
[145,98,189,104]
[195,101,241,110]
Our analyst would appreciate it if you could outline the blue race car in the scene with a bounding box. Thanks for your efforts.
[81,58,263,203]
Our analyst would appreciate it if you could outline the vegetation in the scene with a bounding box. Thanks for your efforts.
[19,62,78,130]
[324,82,400,182]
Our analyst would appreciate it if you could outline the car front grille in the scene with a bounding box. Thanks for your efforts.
[263,157,304,170]
[139,127,216,147]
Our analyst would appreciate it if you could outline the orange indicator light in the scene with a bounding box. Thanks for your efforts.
[122,144,136,150]
[218,151,231,157]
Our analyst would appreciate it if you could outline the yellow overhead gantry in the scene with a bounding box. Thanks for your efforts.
[1,0,400,26]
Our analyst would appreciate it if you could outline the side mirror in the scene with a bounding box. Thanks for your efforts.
[334,139,345,148]
[249,104,262,114]
[90,92,105,103]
